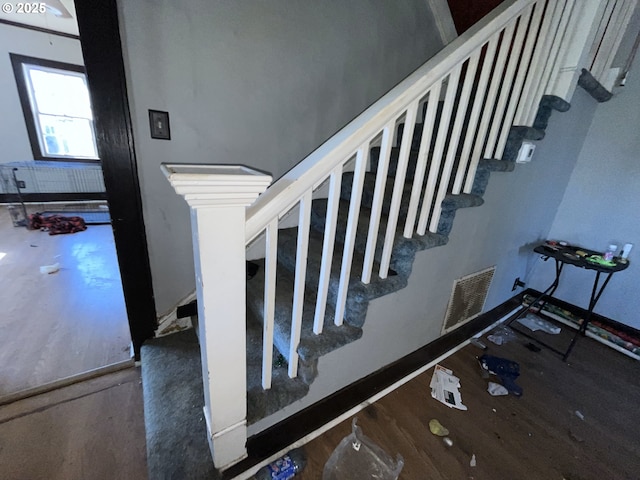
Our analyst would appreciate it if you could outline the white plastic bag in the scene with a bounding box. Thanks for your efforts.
[322,418,404,480]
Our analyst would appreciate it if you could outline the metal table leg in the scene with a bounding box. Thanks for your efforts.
[562,270,614,361]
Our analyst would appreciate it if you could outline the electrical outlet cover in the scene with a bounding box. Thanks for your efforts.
[516,142,535,163]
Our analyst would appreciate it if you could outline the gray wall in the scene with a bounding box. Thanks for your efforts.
[0,24,83,164]
[528,60,640,329]
[250,86,599,433]
[117,0,445,316]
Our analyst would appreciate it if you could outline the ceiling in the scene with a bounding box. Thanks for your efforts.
[0,0,78,36]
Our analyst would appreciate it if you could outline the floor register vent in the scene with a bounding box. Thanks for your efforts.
[442,266,496,334]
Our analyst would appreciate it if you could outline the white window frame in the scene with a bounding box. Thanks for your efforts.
[10,53,99,162]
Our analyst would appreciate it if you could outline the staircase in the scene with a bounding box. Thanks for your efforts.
[148,0,638,477]
[242,116,517,421]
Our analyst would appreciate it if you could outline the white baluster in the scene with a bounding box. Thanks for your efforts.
[495,0,546,157]
[404,82,442,237]
[416,65,462,235]
[463,21,517,193]
[430,52,480,233]
[379,100,419,278]
[587,0,618,71]
[546,0,606,102]
[452,34,500,194]
[335,147,367,325]
[262,218,278,389]
[361,122,394,284]
[591,0,637,86]
[288,190,313,378]
[515,0,565,126]
[483,4,534,160]
[314,167,343,334]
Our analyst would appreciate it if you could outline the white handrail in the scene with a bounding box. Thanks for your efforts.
[245,0,537,245]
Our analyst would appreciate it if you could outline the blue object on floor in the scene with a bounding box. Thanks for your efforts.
[479,354,523,397]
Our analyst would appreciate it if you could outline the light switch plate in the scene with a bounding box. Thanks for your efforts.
[149,110,171,140]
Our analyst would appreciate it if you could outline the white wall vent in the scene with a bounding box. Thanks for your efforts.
[442,266,496,334]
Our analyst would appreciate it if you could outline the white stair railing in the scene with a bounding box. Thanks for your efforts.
[245,0,580,390]
[163,0,638,470]
[587,0,638,90]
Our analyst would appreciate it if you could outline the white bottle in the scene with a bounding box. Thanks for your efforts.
[603,244,617,262]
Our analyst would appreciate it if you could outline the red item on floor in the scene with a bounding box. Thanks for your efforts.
[28,213,87,235]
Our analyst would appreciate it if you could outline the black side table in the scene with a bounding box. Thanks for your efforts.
[508,243,630,361]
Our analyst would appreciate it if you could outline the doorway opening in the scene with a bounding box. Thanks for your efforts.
[0,2,139,400]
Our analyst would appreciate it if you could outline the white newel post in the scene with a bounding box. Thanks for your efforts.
[162,164,272,470]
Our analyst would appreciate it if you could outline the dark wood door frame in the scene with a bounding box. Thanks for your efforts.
[75,0,157,356]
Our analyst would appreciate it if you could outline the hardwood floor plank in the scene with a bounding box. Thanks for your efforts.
[0,207,131,395]
[299,327,640,479]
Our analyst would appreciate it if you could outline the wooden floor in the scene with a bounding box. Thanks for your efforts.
[299,325,640,479]
[0,367,147,480]
[0,315,637,479]
[0,207,131,396]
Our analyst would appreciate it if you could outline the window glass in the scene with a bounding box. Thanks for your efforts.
[11,54,99,161]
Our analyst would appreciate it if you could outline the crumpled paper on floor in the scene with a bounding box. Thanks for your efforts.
[487,381,509,396]
[517,313,561,334]
[430,364,468,410]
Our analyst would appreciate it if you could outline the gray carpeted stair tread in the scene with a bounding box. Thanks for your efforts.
[479,158,516,172]
[577,68,613,102]
[340,171,413,219]
[141,329,220,480]
[340,171,483,235]
[245,310,310,423]
[534,95,571,130]
[276,225,408,328]
[471,159,515,197]
[246,257,362,373]
[369,146,422,181]
[310,198,447,277]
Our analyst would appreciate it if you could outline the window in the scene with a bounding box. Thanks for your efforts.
[10,54,98,161]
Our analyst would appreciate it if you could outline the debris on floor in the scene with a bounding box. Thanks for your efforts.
[574,410,585,420]
[487,325,517,345]
[487,382,509,396]
[442,437,453,447]
[479,354,523,397]
[428,419,449,437]
[40,263,60,274]
[469,338,487,350]
[430,364,468,410]
[470,454,477,467]
[523,294,640,358]
[255,447,306,479]
[29,213,87,235]
[322,418,404,480]
[517,313,561,334]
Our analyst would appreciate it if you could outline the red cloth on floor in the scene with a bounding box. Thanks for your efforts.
[29,213,87,235]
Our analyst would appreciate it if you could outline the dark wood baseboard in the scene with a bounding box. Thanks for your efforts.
[223,292,526,478]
